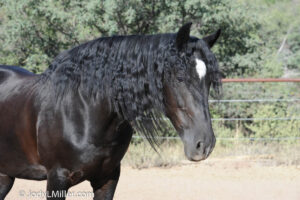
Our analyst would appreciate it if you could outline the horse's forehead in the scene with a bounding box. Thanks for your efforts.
[195,58,206,79]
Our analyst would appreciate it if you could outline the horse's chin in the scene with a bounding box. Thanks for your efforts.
[184,144,214,162]
[185,154,207,162]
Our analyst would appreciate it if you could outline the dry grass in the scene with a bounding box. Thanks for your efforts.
[122,140,185,168]
[122,139,300,168]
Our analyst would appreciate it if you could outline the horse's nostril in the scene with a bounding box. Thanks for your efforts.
[196,141,203,151]
[196,141,201,149]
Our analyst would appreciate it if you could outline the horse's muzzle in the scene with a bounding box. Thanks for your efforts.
[184,136,216,162]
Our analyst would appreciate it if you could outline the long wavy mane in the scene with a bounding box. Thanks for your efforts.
[39,33,221,146]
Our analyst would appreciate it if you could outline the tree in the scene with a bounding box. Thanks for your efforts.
[0,0,264,76]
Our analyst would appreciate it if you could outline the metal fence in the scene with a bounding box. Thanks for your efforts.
[133,78,300,142]
[127,80,300,167]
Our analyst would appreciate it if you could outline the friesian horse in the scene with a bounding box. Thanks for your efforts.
[0,23,221,199]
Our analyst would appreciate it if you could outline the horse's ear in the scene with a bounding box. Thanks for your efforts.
[176,22,192,50]
[203,29,221,48]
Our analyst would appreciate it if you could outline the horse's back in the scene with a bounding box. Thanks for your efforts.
[0,64,34,78]
[0,65,34,74]
[0,65,35,85]
[0,65,37,104]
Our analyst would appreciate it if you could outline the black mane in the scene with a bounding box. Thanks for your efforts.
[40,33,221,145]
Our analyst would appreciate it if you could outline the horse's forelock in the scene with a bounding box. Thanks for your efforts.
[197,39,222,97]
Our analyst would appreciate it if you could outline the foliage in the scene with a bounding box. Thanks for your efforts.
[259,0,300,74]
[0,0,264,76]
[286,25,300,70]
[245,103,300,138]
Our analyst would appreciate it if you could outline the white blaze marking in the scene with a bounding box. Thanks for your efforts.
[195,58,207,79]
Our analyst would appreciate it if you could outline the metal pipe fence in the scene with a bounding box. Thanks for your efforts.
[132,135,300,141]
[209,99,300,103]
[221,78,300,82]
[128,79,300,167]
[135,79,300,142]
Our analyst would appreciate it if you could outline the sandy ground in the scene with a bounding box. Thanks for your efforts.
[6,158,300,200]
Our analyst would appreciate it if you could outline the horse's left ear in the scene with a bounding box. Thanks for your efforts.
[176,22,192,50]
[203,29,221,48]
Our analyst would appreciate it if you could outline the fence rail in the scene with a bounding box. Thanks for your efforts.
[149,116,300,122]
[133,79,300,158]
[210,79,300,121]
[132,135,300,141]
[209,99,300,103]
[211,117,300,121]
[221,78,300,82]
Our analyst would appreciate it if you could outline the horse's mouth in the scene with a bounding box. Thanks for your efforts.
[185,152,209,162]
[184,140,215,162]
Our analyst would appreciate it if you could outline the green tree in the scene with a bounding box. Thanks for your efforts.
[0,0,264,76]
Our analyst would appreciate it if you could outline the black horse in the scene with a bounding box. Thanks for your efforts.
[0,23,221,200]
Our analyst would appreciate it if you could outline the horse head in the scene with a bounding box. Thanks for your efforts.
[163,23,221,161]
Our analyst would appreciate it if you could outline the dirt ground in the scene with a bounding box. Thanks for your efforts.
[6,158,300,200]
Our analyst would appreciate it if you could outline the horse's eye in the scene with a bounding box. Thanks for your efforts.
[176,69,187,82]
[177,76,185,82]
[186,52,193,57]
